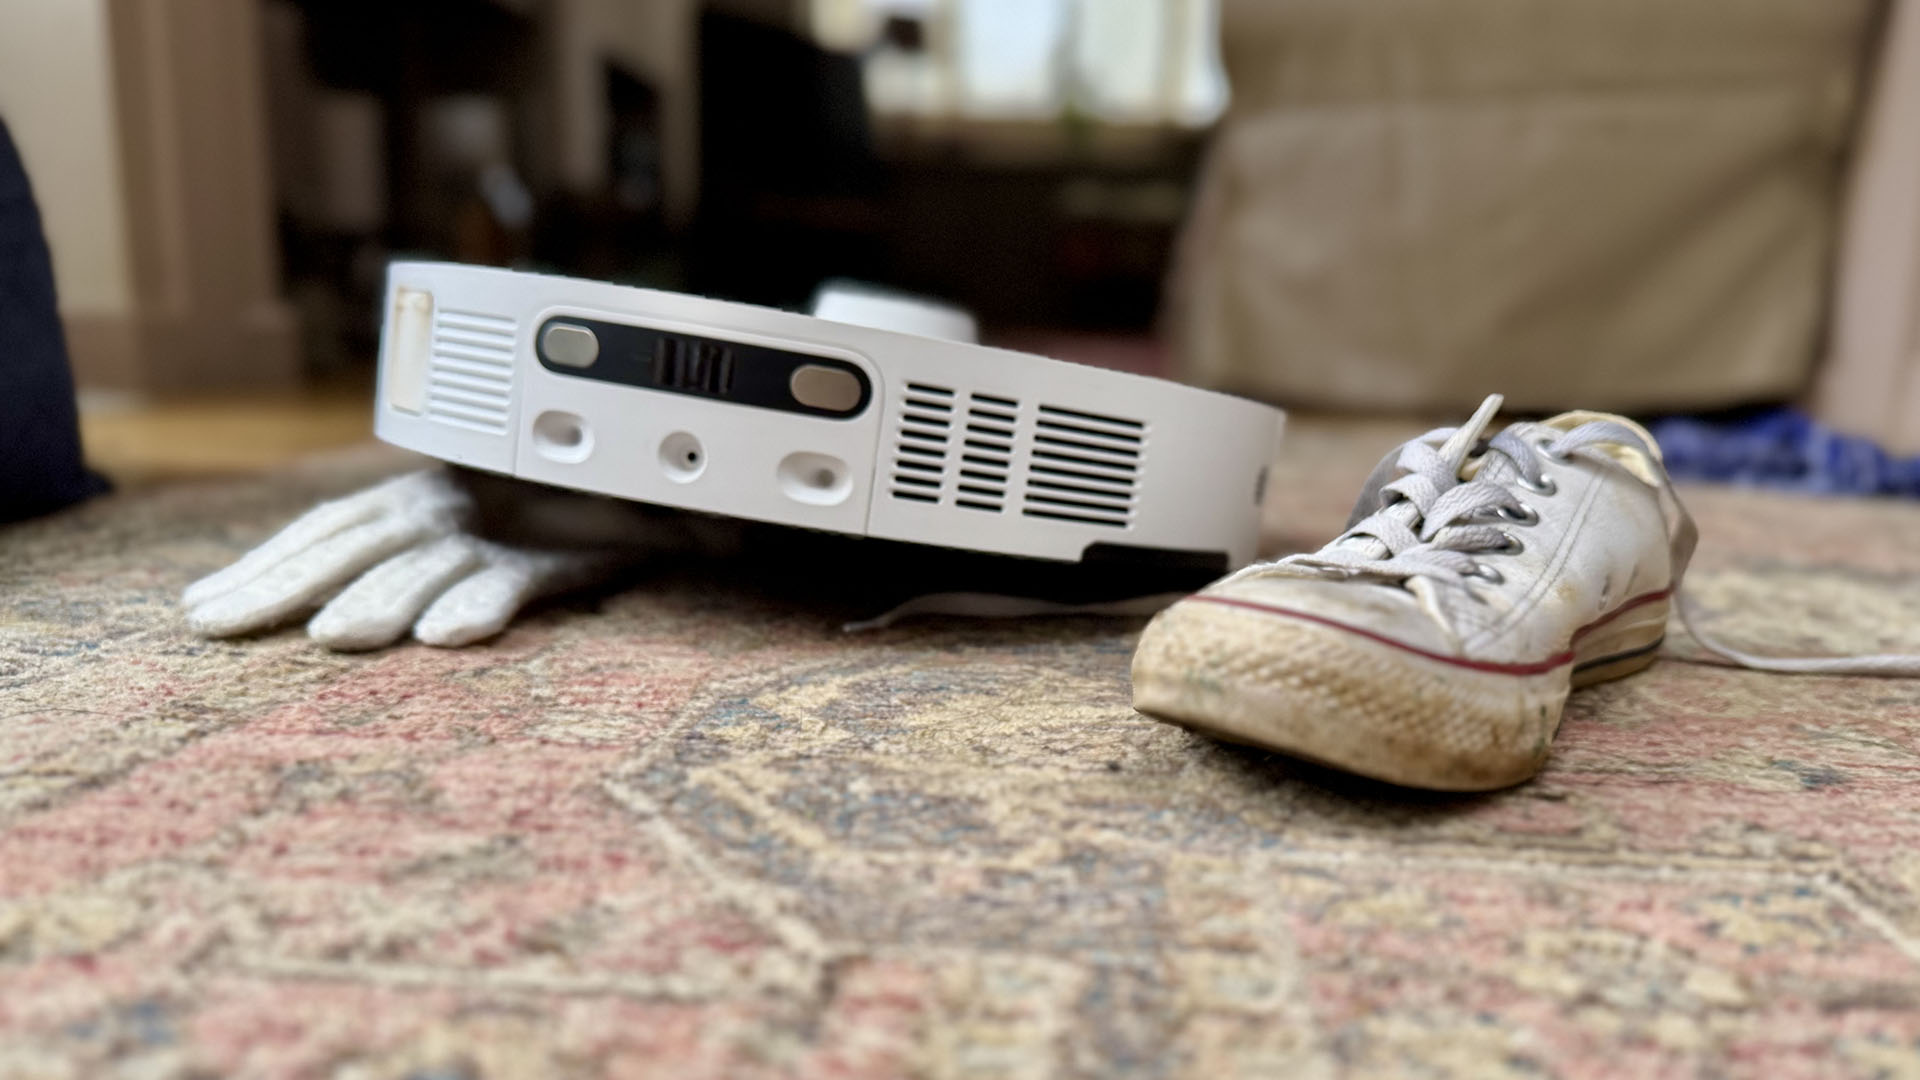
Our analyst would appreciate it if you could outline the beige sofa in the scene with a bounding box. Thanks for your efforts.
[1173,0,1920,452]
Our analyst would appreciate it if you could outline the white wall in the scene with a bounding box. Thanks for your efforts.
[0,0,132,315]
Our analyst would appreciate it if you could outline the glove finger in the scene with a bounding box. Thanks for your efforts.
[180,470,451,607]
[412,546,619,647]
[306,535,488,652]
[185,512,455,638]
[182,489,383,609]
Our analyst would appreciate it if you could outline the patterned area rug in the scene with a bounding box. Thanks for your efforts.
[4,419,1920,1078]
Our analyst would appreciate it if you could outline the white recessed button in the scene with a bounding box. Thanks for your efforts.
[788,365,862,412]
[541,323,600,368]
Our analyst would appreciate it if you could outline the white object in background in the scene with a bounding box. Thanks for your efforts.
[374,261,1284,570]
[810,280,980,344]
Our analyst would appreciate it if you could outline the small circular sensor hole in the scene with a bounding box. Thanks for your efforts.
[660,432,706,483]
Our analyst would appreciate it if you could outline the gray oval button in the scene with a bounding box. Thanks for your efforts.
[541,323,600,368]
[789,364,862,412]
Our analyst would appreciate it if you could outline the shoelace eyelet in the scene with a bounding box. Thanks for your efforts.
[1534,435,1574,463]
[1516,471,1557,497]
[1489,531,1525,556]
[1495,503,1539,526]
[1468,562,1504,585]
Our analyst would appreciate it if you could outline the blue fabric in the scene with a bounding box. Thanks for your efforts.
[1649,408,1920,497]
[0,115,107,522]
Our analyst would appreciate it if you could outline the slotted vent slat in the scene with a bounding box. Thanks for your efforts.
[1019,404,1143,528]
[889,389,1144,528]
[427,308,516,433]
[952,392,1019,513]
[890,382,955,504]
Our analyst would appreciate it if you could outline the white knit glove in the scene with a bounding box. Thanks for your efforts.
[183,469,732,650]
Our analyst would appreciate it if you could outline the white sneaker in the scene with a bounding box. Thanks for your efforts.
[1131,394,1920,791]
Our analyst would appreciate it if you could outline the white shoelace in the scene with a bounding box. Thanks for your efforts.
[1248,396,1920,678]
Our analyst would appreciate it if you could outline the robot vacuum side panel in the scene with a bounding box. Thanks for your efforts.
[858,340,1278,566]
[375,262,1284,568]
[374,268,536,476]
[511,307,887,537]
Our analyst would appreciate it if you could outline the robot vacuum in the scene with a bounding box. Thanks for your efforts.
[375,261,1283,574]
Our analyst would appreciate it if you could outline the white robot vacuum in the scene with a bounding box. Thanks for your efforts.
[375,261,1283,576]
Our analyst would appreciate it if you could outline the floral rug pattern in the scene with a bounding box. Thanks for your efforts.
[3,424,1919,1079]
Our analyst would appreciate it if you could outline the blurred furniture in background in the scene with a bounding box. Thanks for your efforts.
[261,0,701,378]
[3,0,1223,399]
[15,0,1908,450]
[1169,0,1883,416]
[4,0,706,393]
[0,0,296,394]
[1813,0,1920,455]
[690,0,1225,327]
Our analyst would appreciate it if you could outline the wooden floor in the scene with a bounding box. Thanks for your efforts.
[78,385,376,489]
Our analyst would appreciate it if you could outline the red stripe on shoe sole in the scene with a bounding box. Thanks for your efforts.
[1189,588,1673,678]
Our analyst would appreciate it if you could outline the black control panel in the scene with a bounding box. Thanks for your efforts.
[534,316,872,419]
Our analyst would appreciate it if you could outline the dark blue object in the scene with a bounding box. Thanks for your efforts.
[1649,408,1920,497]
[0,115,107,522]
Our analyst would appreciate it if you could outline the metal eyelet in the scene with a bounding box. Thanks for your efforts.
[1489,531,1525,556]
[1516,471,1557,496]
[1496,502,1539,526]
[1468,562,1504,585]
[1534,435,1573,463]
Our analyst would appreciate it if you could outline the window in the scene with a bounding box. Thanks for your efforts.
[810,0,1227,127]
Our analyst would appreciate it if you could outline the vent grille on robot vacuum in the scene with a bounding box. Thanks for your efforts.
[426,308,517,433]
[889,382,953,504]
[955,393,1017,512]
[1021,405,1141,528]
[890,383,1144,530]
